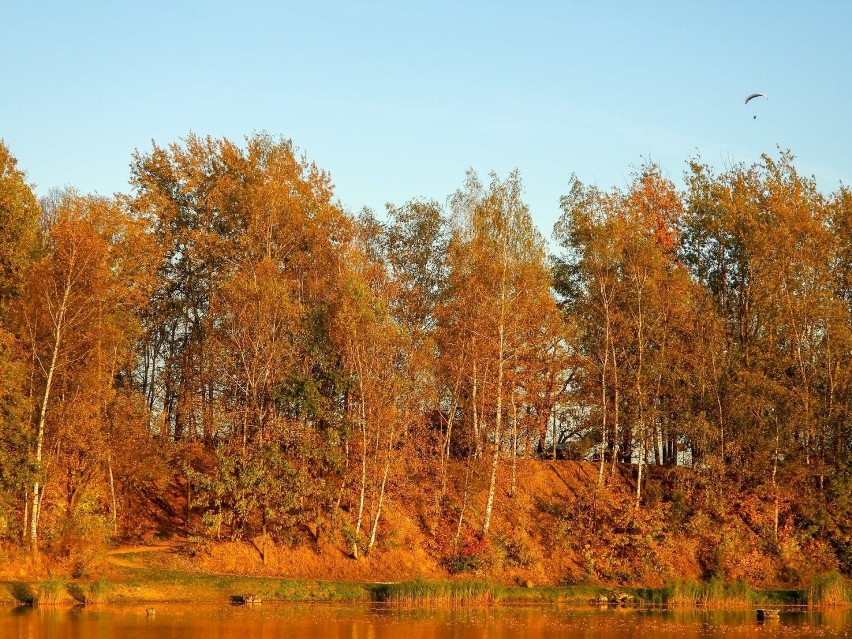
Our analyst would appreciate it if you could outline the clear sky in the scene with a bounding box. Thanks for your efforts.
[3,1,850,236]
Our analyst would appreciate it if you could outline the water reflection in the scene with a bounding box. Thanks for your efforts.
[0,604,850,639]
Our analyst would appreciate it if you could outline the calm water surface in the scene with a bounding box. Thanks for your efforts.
[1,603,851,638]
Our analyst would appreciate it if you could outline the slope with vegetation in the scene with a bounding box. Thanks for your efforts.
[0,135,849,602]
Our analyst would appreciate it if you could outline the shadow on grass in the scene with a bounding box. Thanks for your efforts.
[67,583,87,604]
[8,582,35,604]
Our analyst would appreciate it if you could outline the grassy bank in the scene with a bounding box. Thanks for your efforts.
[1,567,373,606]
[808,572,852,607]
[2,548,846,608]
[371,580,607,605]
[1,572,600,606]
[4,566,832,608]
[632,578,806,607]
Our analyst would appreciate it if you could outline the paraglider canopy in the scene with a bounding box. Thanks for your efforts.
[744,93,767,104]
[745,93,767,118]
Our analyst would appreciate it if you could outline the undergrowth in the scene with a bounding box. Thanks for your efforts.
[35,577,66,605]
[808,572,851,607]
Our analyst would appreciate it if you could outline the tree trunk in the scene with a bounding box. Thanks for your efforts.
[635,436,644,509]
[597,364,608,488]
[634,272,645,510]
[472,357,480,459]
[611,342,620,471]
[440,366,464,495]
[510,395,518,498]
[368,418,396,554]
[598,281,612,486]
[31,300,66,551]
[551,408,557,460]
[453,461,471,553]
[185,474,192,533]
[772,418,780,542]
[352,345,368,559]
[482,298,506,538]
[367,451,391,553]
[108,461,118,535]
[23,488,28,545]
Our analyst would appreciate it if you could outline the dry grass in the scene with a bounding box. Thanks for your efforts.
[808,572,851,607]
[187,539,441,583]
[34,578,67,606]
[373,580,499,605]
[647,578,757,607]
[84,578,111,603]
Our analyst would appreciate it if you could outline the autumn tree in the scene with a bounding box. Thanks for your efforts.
[554,179,624,484]
[555,165,704,507]
[441,170,564,537]
[132,133,359,544]
[681,153,852,540]
[0,142,40,540]
[18,192,153,550]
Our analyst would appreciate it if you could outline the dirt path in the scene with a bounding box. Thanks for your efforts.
[106,543,183,556]
[106,542,186,568]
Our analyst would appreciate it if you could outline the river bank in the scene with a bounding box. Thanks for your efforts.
[0,564,809,607]
[2,539,848,608]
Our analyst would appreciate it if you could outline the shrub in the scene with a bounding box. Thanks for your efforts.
[447,536,495,574]
[497,530,541,569]
[58,509,110,578]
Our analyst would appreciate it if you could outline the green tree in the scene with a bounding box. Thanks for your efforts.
[0,141,39,541]
[0,141,39,313]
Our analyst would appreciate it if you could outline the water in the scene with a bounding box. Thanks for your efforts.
[1,604,850,638]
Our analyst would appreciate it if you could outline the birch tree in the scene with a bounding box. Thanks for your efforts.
[443,170,561,538]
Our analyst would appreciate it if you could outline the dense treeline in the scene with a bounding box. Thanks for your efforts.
[0,134,850,582]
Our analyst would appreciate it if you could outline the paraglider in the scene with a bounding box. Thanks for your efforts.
[745,93,767,118]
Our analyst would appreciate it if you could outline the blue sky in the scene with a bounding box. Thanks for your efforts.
[3,1,850,235]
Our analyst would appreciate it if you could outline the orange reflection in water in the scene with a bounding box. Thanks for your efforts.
[0,604,850,639]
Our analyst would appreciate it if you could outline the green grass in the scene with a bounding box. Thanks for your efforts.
[272,579,371,601]
[115,565,600,605]
[372,580,500,605]
[505,584,603,603]
[754,588,805,605]
[85,578,111,603]
[34,577,67,606]
[371,580,619,605]
[1,561,816,609]
[114,565,373,602]
[369,579,806,608]
[635,578,772,607]
[808,572,851,607]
